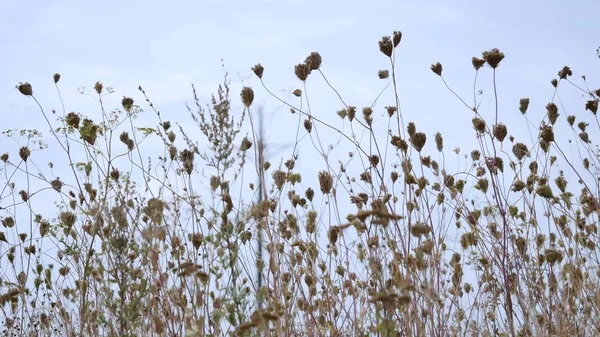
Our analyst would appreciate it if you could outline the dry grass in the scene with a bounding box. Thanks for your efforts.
[1,31,600,337]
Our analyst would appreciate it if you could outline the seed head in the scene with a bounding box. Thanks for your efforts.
[318,171,334,194]
[472,118,486,133]
[410,132,427,152]
[567,115,576,126]
[53,73,61,84]
[558,66,572,80]
[435,132,443,151]
[551,78,558,88]
[17,82,33,96]
[348,106,356,122]
[0,153,7,162]
[539,125,555,142]
[536,185,554,199]
[252,64,264,79]
[292,89,302,97]
[378,36,393,57]
[378,70,389,79]
[305,187,314,202]
[303,119,312,133]
[545,248,562,264]
[272,170,286,190]
[392,31,402,47]
[512,143,529,160]
[519,98,530,114]
[240,137,252,151]
[472,57,485,70]
[294,63,310,81]
[51,179,63,192]
[19,147,30,162]
[305,52,322,70]
[407,122,416,137]
[546,103,559,124]
[482,48,505,69]
[240,87,254,107]
[94,81,103,94]
[110,168,120,180]
[471,150,481,161]
[122,97,134,112]
[431,62,443,76]
[585,100,598,115]
[385,106,397,117]
[66,112,80,128]
[493,123,507,142]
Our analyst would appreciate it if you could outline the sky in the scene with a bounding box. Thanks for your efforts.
[0,0,600,326]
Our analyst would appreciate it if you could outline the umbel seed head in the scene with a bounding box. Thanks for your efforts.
[94,81,103,94]
[482,48,505,69]
[431,62,443,76]
[17,82,33,96]
[122,97,134,112]
[53,73,61,84]
[558,66,572,80]
[252,64,264,79]
[241,87,254,107]
[295,63,310,81]
[378,36,393,57]
[305,52,322,70]
[393,31,402,47]
[472,57,485,70]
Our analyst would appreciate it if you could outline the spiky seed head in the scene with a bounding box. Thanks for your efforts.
[585,100,598,115]
[53,73,61,84]
[305,52,322,70]
[411,132,427,152]
[378,70,389,79]
[17,82,33,96]
[252,63,264,79]
[122,97,134,112]
[546,103,559,124]
[431,62,443,76]
[378,36,393,57]
[392,31,402,47]
[482,48,505,69]
[304,119,312,133]
[512,143,529,160]
[318,171,334,194]
[292,89,302,97]
[294,63,310,81]
[493,124,507,142]
[19,147,30,162]
[472,57,485,70]
[240,87,254,107]
[94,81,103,94]
[558,66,572,79]
[519,98,530,114]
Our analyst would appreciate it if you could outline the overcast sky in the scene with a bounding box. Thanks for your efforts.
[1,0,599,253]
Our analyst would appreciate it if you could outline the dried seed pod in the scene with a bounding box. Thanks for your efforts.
[410,132,427,152]
[304,119,312,133]
[19,147,31,162]
[585,100,598,114]
[512,143,529,160]
[378,70,389,79]
[122,97,134,112]
[435,133,443,151]
[53,73,61,84]
[292,89,302,97]
[392,31,402,47]
[539,125,555,142]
